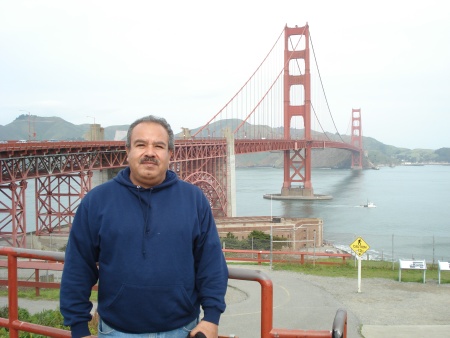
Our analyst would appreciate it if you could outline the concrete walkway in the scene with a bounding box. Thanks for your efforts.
[220,267,450,338]
[2,265,450,338]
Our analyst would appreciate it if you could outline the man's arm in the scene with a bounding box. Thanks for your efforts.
[194,195,229,331]
[60,201,99,338]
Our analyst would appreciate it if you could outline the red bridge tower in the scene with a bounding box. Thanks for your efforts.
[281,24,313,197]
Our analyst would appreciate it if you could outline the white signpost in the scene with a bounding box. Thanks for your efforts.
[438,260,450,285]
[350,237,370,293]
[398,259,427,283]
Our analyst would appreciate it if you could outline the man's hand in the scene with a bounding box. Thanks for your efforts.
[189,320,218,338]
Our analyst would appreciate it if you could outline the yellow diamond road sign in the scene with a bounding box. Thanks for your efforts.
[350,237,370,257]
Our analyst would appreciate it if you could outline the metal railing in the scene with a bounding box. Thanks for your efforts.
[0,246,70,337]
[223,249,351,266]
[227,267,347,338]
[0,246,347,338]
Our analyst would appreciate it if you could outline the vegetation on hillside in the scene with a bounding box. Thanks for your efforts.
[221,230,285,250]
[0,114,86,141]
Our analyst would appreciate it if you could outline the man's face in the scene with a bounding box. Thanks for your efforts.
[126,122,172,188]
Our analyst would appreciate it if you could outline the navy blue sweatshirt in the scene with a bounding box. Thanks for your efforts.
[60,168,228,337]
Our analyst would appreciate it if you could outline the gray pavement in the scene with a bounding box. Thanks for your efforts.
[221,265,450,338]
[2,264,450,338]
[221,266,360,337]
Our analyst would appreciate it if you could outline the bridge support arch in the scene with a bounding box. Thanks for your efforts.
[184,171,227,217]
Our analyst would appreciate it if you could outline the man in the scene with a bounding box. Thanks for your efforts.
[60,115,228,338]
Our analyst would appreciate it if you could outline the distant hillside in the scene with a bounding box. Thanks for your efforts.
[0,114,88,141]
[1,114,449,167]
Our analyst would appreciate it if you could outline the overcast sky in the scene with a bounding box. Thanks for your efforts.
[1,0,449,149]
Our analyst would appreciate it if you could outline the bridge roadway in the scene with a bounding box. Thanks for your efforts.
[0,139,359,183]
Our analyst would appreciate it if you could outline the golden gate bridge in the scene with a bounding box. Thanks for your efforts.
[0,24,363,247]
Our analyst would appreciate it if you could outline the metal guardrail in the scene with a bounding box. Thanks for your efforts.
[227,267,347,338]
[0,247,70,338]
[223,249,351,266]
[0,246,347,338]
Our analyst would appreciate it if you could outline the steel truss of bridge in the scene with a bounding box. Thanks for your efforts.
[0,137,361,247]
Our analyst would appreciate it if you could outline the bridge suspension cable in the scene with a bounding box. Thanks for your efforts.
[309,32,346,144]
[192,27,285,139]
[191,25,353,146]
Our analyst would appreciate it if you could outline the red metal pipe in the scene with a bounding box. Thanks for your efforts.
[260,278,274,338]
[12,320,71,337]
[7,253,19,338]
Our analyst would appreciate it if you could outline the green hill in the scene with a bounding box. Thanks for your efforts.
[0,114,87,141]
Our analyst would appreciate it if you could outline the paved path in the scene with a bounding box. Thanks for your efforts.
[2,264,450,338]
[220,265,450,338]
[220,266,360,337]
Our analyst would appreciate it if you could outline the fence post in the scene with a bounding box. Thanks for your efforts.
[35,268,40,296]
[433,236,435,266]
[7,253,19,338]
[392,234,395,271]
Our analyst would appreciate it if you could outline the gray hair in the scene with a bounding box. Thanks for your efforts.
[126,115,175,151]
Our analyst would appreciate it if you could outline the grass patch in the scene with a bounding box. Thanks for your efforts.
[0,287,98,301]
[229,259,450,283]
[272,259,446,283]
[1,261,448,305]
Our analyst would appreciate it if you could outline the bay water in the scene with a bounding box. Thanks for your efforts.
[235,165,450,263]
[8,164,450,263]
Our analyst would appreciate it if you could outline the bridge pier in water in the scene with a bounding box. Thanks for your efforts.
[264,187,332,201]
[281,185,313,197]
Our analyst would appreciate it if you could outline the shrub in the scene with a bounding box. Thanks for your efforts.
[0,306,71,337]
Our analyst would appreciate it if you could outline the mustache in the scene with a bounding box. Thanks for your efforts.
[140,156,160,165]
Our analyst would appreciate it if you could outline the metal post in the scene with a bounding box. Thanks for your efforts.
[292,225,295,251]
[313,230,316,267]
[392,234,394,270]
[433,235,435,266]
[252,237,254,259]
[270,196,273,270]
[357,256,362,293]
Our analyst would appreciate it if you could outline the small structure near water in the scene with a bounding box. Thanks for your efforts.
[215,216,323,250]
